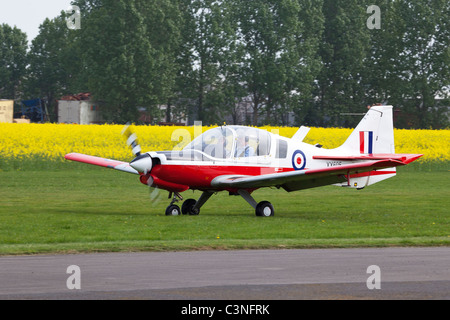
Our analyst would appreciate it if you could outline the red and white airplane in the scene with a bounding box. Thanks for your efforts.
[65,105,422,217]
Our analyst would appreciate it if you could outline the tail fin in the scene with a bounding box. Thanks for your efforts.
[337,105,395,155]
[336,105,396,189]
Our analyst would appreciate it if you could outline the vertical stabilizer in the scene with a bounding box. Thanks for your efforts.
[335,105,396,188]
[337,105,395,155]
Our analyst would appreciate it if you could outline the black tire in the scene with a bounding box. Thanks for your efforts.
[165,204,181,216]
[182,198,200,215]
[255,201,274,217]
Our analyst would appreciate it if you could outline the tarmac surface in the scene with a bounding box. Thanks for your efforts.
[0,247,449,300]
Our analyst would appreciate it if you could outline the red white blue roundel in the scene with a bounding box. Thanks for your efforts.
[292,150,306,170]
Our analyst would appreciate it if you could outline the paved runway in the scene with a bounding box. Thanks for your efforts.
[0,247,449,300]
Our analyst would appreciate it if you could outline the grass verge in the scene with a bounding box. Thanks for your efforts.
[0,162,448,255]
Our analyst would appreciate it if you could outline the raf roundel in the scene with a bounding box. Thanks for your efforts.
[292,150,306,170]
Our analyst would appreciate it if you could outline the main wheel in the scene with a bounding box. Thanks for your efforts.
[165,204,181,216]
[255,201,274,217]
[182,198,199,215]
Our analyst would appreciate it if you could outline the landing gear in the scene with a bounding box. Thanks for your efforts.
[166,191,213,216]
[238,190,274,217]
[182,199,198,215]
[255,201,274,217]
[165,205,181,216]
[165,192,183,216]
[164,190,274,217]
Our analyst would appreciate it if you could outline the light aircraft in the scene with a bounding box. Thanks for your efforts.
[65,105,422,217]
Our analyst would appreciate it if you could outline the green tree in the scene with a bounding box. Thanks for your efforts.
[72,0,183,123]
[0,24,28,102]
[24,15,72,120]
[237,0,294,125]
[364,0,449,128]
[136,0,182,122]
[79,0,156,122]
[363,0,403,107]
[235,0,323,126]
[175,0,238,124]
[286,0,324,126]
[396,0,449,128]
[315,0,371,127]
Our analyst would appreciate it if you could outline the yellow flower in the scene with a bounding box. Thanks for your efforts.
[0,123,448,163]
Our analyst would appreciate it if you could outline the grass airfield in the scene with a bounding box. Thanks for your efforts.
[0,162,448,255]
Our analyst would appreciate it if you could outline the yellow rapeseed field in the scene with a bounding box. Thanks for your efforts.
[0,123,448,163]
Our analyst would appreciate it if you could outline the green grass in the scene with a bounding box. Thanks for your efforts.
[0,161,449,255]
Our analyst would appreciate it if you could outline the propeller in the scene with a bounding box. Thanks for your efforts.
[122,123,162,203]
[121,123,153,174]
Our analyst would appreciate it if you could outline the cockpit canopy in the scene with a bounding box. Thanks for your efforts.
[182,126,272,160]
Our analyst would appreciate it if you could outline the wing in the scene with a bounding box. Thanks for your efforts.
[65,153,139,175]
[211,157,418,192]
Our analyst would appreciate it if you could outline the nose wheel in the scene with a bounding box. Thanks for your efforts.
[165,204,181,216]
[165,191,183,216]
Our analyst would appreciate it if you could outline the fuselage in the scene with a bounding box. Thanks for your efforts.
[141,125,361,192]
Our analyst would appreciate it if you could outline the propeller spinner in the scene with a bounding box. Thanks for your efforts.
[130,153,152,174]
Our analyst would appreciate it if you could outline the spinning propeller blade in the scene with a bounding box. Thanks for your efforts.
[121,123,141,157]
[147,175,163,204]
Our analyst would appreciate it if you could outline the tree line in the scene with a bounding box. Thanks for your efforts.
[1,0,448,128]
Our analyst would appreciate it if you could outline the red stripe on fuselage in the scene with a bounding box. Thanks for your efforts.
[150,164,294,190]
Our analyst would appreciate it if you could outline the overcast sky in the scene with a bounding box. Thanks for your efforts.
[0,0,73,44]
